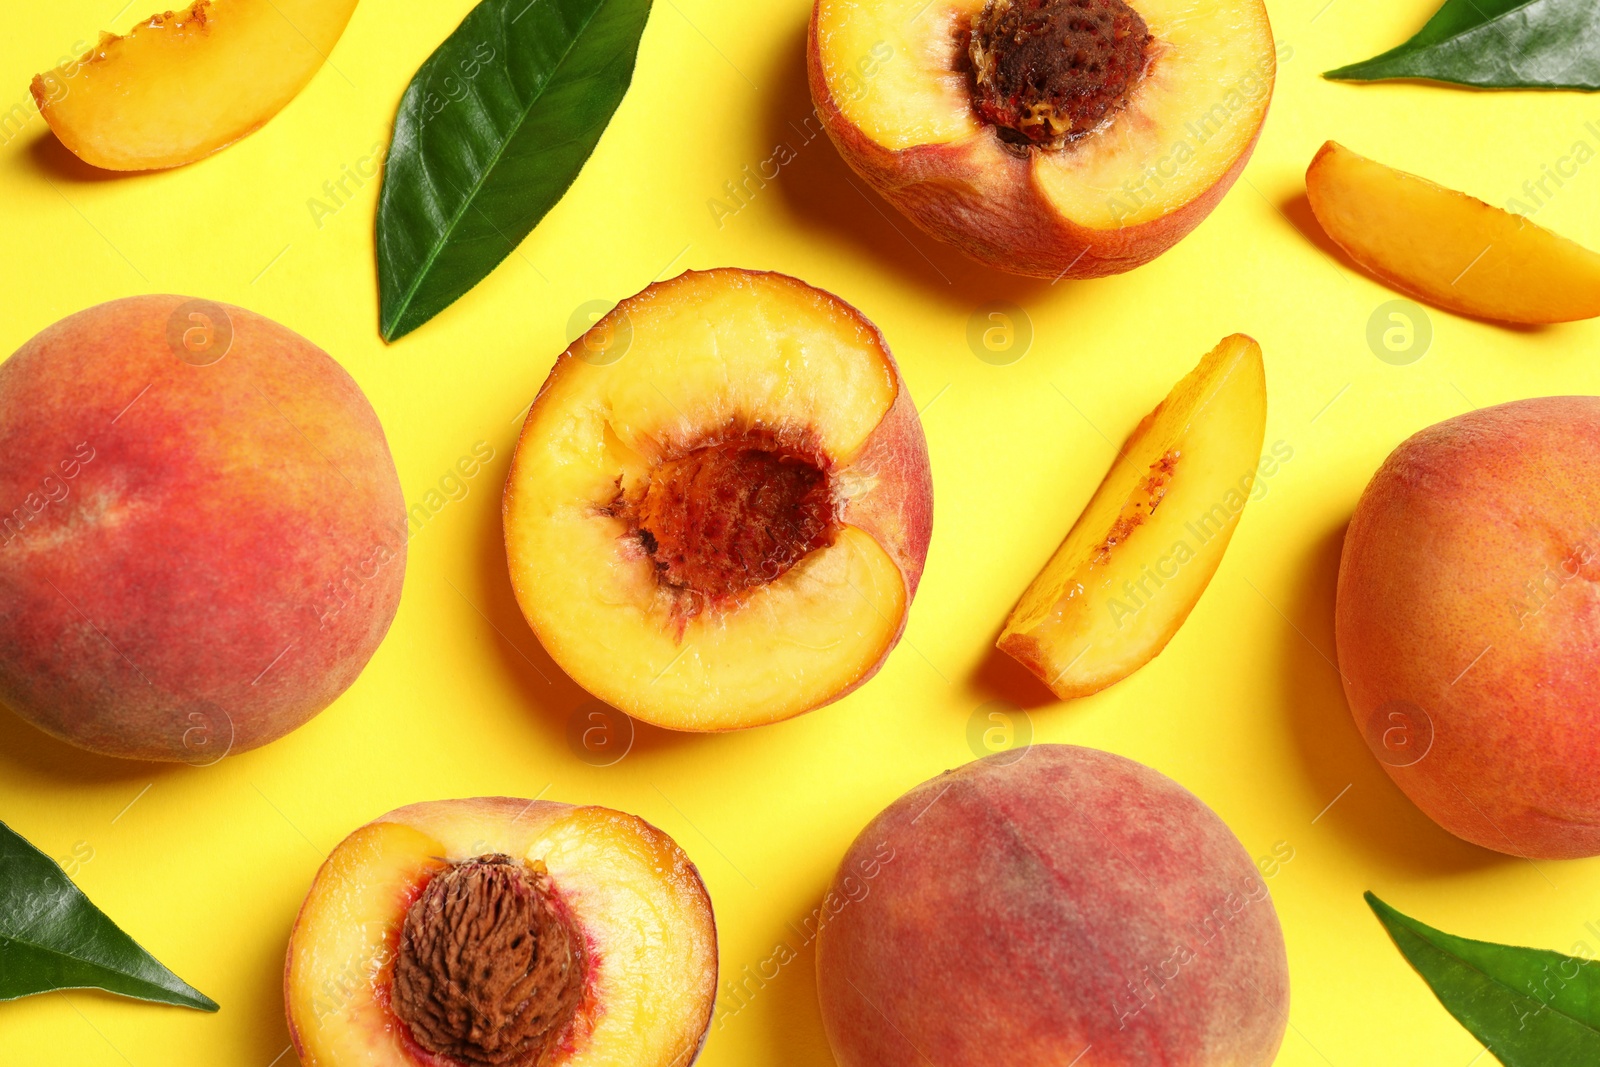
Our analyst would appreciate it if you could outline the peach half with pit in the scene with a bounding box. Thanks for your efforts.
[816,745,1290,1066]
[285,797,719,1067]
[0,295,403,761]
[33,0,360,171]
[807,0,1277,278]
[503,268,933,732]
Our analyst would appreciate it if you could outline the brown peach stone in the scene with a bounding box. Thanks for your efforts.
[970,0,1151,148]
[393,856,586,1067]
[622,428,839,605]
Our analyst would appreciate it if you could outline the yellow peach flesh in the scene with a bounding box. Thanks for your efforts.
[285,798,718,1067]
[1306,141,1600,324]
[33,0,359,171]
[999,334,1266,698]
[504,269,930,732]
[1033,0,1275,228]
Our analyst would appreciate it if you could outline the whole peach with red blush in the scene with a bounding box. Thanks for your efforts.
[816,745,1289,1066]
[0,296,403,760]
[1337,397,1600,858]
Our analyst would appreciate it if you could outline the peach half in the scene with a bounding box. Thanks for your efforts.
[1306,141,1600,324]
[286,798,718,1067]
[808,0,1277,278]
[0,296,403,761]
[1000,334,1266,698]
[503,269,933,732]
[32,0,359,171]
[816,745,1290,1066]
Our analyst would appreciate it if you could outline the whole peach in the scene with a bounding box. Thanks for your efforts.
[0,296,404,760]
[815,745,1289,1067]
[1337,397,1600,858]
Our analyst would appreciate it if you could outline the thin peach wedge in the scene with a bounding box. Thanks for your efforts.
[1306,141,1600,324]
[503,268,933,733]
[32,0,359,171]
[808,0,1278,278]
[999,334,1266,698]
[285,798,719,1067]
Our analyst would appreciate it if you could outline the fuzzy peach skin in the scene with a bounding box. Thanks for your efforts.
[807,0,1277,278]
[816,745,1289,1066]
[1337,397,1600,859]
[0,296,404,761]
[285,797,719,1067]
[504,268,933,732]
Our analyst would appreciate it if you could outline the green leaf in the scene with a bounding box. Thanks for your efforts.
[0,821,217,1011]
[1324,0,1600,90]
[1366,891,1600,1065]
[376,0,653,341]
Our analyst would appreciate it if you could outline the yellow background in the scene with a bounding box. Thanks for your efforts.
[2,0,1599,1063]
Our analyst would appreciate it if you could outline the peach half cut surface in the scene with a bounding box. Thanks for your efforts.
[1306,141,1600,324]
[285,797,719,1067]
[807,0,1276,278]
[31,0,359,171]
[999,333,1265,699]
[503,268,933,732]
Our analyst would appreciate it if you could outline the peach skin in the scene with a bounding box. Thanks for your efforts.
[0,295,404,761]
[1337,397,1600,859]
[816,745,1290,1066]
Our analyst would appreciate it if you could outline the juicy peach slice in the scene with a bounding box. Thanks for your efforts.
[285,798,718,1067]
[808,0,1277,277]
[1306,141,1600,324]
[503,269,933,732]
[999,334,1266,698]
[32,0,359,171]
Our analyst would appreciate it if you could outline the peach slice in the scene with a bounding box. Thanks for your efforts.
[285,798,719,1067]
[1306,141,1600,324]
[999,334,1266,698]
[807,0,1277,278]
[31,0,359,171]
[503,268,933,732]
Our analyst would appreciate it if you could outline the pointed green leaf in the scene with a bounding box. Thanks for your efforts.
[1325,0,1600,90]
[376,0,653,341]
[1367,891,1600,1065]
[0,821,217,1010]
